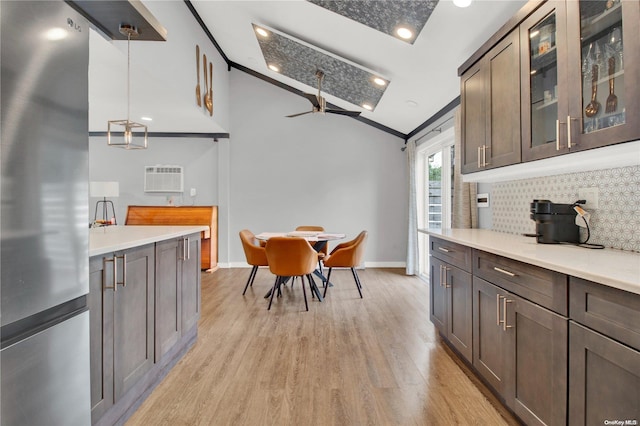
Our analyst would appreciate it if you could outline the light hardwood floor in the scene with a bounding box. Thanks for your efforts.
[127,268,519,426]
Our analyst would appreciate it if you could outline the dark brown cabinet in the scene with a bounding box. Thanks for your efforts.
[429,238,473,361]
[568,277,640,425]
[181,235,201,332]
[461,29,522,173]
[430,235,640,425]
[473,276,568,426]
[155,234,201,362]
[89,244,155,424]
[568,322,640,425]
[522,0,640,161]
[461,0,640,171]
[430,257,473,361]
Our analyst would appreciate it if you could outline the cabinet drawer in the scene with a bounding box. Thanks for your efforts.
[473,250,568,315]
[570,277,640,351]
[430,237,472,272]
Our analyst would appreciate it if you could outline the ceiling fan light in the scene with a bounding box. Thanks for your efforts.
[362,103,373,111]
[255,27,269,37]
[373,77,386,86]
[396,27,413,40]
[268,64,280,72]
[453,0,472,8]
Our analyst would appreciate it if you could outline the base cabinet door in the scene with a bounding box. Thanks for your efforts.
[473,277,509,394]
[473,277,568,425]
[155,239,181,362]
[569,322,640,425]
[430,257,448,335]
[89,256,114,424]
[181,234,201,332]
[446,264,472,361]
[506,293,568,426]
[113,244,155,401]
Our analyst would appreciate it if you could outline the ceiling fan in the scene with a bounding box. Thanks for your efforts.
[286,70,362,118]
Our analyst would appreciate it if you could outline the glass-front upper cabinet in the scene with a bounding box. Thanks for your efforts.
[521,2,569,161]
[522,0,639,161]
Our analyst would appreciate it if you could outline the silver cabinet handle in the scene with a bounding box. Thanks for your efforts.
[482,145,487,167]
[493,266,516,277]
[556,119,560,150]
[438,247,451,253]
[497,294,504,326]
[116,254,126,288]
[567,116,579,148]
[503,297,513,331]
[439,265,443,287]
[187,238,191,260]
[183,238,188,261]
[443,266,450,288]
[103,257,117,292]
[477,146,482,168]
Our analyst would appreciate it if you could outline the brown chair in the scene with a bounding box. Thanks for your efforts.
[264,237,319,311]
[322,231,368,298]
[239,229,269,295]
[295,225,328,257]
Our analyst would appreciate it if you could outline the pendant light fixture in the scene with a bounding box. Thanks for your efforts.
[107,24,148,150]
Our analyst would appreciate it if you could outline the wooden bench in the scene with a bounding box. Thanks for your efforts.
[125,205,217,271]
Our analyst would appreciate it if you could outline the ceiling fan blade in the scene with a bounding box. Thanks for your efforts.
[286,110,314,118]
[325,109,361,117]
[302,92,320,108]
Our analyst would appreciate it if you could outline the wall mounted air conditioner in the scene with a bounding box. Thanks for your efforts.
[144,165,184,193]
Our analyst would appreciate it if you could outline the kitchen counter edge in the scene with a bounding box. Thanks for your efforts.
[89,225,209,257]
[426,229,640,296]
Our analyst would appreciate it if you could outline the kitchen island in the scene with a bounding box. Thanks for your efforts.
[89,225,206,426]
[426,229,640,425]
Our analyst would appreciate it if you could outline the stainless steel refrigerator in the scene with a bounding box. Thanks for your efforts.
[1,1,91,425]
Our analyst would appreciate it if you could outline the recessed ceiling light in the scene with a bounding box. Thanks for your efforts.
[255,27,269,37]
[362,103,373,111]
[141,116,153,121]
[406,100,418,108]
[453,0,472,8]
[396,27,413,40]
[268,64,280,72]
[373,77,386,86]
[45,27,68,41]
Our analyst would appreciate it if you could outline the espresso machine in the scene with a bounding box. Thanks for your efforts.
[529,200,581,244]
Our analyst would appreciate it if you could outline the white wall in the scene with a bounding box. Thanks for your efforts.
[223,70,408,267]
[89,1,229,133]
[89,136,218,224]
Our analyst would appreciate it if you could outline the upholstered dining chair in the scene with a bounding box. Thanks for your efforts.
[239,229,269,295]
[322,231,368,298]
[295,225,328,273]
[264,237,319,311]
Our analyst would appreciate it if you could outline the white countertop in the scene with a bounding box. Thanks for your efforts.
[427,229,640,296]
[90,225,208,257]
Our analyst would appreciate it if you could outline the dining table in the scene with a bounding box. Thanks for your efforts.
[255,231,346,301]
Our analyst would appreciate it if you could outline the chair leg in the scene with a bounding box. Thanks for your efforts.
[267,276,279,310]
[323,268,333,298]
[242,265,258,295]
[350,267,363,298]
[300,275,309,311]
[350,268,363,298]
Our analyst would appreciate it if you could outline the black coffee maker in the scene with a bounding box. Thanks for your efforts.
[529,200,580,244]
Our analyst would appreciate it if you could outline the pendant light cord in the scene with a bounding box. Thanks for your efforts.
[127,31,131,123]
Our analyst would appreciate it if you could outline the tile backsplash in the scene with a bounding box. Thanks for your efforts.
[491,165,640,252]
